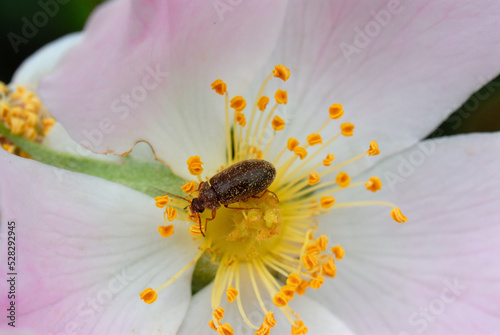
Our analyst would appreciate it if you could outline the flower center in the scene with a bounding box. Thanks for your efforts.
[141,65,408,335]
[205,190,282,262]
[0,82,55,157]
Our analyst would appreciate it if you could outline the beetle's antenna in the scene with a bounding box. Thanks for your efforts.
[163,192,192,204]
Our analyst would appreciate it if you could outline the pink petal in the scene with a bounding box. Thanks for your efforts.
[178,264,355,334]
[264,1,500,173]
[0,152,199,334]
[39,0,288,176]
[312,132,500,333]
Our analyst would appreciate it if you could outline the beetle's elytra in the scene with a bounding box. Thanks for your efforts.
[187,159,277,235]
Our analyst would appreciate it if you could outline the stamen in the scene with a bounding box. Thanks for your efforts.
[340,122,355,136]
[335,172,350,187]
[329,103,344,119]
[211,79,227,95]
[331,245,345,259]
[155,195,169,208]
[257,96,270,111]
[287,138,299,151]
[157,224,174,237]
[274,90,287,105]
[187,155,204,175]
[230,96,246,112]
[307,172,320,186]
[139,288,157,304]
[271,116,285,131]
[226,286,238,303]
[365,177,382,192]
[306,133,322,146]
[293,147,307,160]
[164,206,178,221]
[320,196,336,209]
[272,65,291,81]
[291,319,308,335]
[181,181,198,194]
[323,153,334,166]
[367,140,380,156]
[391,207,408,223]
[236,112,247,127]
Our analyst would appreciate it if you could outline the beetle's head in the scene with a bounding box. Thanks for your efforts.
[190,198,205,213]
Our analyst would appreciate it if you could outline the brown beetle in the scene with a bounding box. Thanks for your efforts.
[171,159,277,236]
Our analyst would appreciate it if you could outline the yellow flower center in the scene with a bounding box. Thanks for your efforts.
[0,82,55,158]
[142,65,408,334]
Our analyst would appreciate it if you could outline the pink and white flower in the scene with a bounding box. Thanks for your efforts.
[2,0,500,334]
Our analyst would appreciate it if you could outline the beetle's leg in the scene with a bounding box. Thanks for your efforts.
[203,210,217,234]
[197,213,205,237]
[251,189,280,203]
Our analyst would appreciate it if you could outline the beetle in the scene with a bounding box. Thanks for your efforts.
[171,159,277,236]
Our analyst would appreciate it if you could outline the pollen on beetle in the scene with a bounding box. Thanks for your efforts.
[144,64,408,335]
[0,82,56,157]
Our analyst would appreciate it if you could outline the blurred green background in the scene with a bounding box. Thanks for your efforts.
[0,0,499,137]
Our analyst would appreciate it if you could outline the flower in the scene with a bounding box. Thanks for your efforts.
[2,0,500,334]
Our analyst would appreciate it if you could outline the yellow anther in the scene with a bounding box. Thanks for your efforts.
[391,207,408,223]
[286,273,302,288]
[209,319,218,331]
[340,122,354,136]
[367,140,380,156]
[287,137,299,151]
[307,172,320,185]
[255,324,270,335]
[211,79,227,95]
[310,275,325,289]
[329,103,344,119]
[322,258,337,278]
[157,224,175,238]
[236,112,247,127]
[264,311,276,328]
[165,206,177,221]
[280,285,295,299]
[24,111,38,127]
[213,307,225,321]
[24,127,37,141]
[306,133,322,146]
[189,224,203,236]
[315,235,328,252]
[181,181,198,194]
[331,245,345,260]
[139,288,157,304]
[9,117,25,135]
[293,146,307,160]
[155,195,169,208]
[42,118,55,135]
[272,64,291,81]
[2,144,15,154]
[303,253,317,270]
[187,155,204,175]
[295,280,309,295]
[336,171,350,187]
[257,96,270,111]
[230,96,246,112]
[291,320,308,335]
[306,244,320,255]
[271,115,285,131]
[273,292,288,307]
[320,196,335,209]
[365,176,382,192]
[218,323,234,335]
[323,153,334,166]
[274,89,287,104]
[226,286,238,303]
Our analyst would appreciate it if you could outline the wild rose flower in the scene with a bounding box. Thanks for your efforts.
[2,0,500,334]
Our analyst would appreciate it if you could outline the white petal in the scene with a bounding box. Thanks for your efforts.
[178,264,355,334]
[0,151,199,334]
[312,132,500,334]
[11,33,82,90]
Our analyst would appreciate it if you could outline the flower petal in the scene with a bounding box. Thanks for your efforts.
[264,1,500,173]
[11,33,82,90]
[178,264,355,335]
[0,152,198,333]
[312,132,500,333]
[39,0,288,176]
